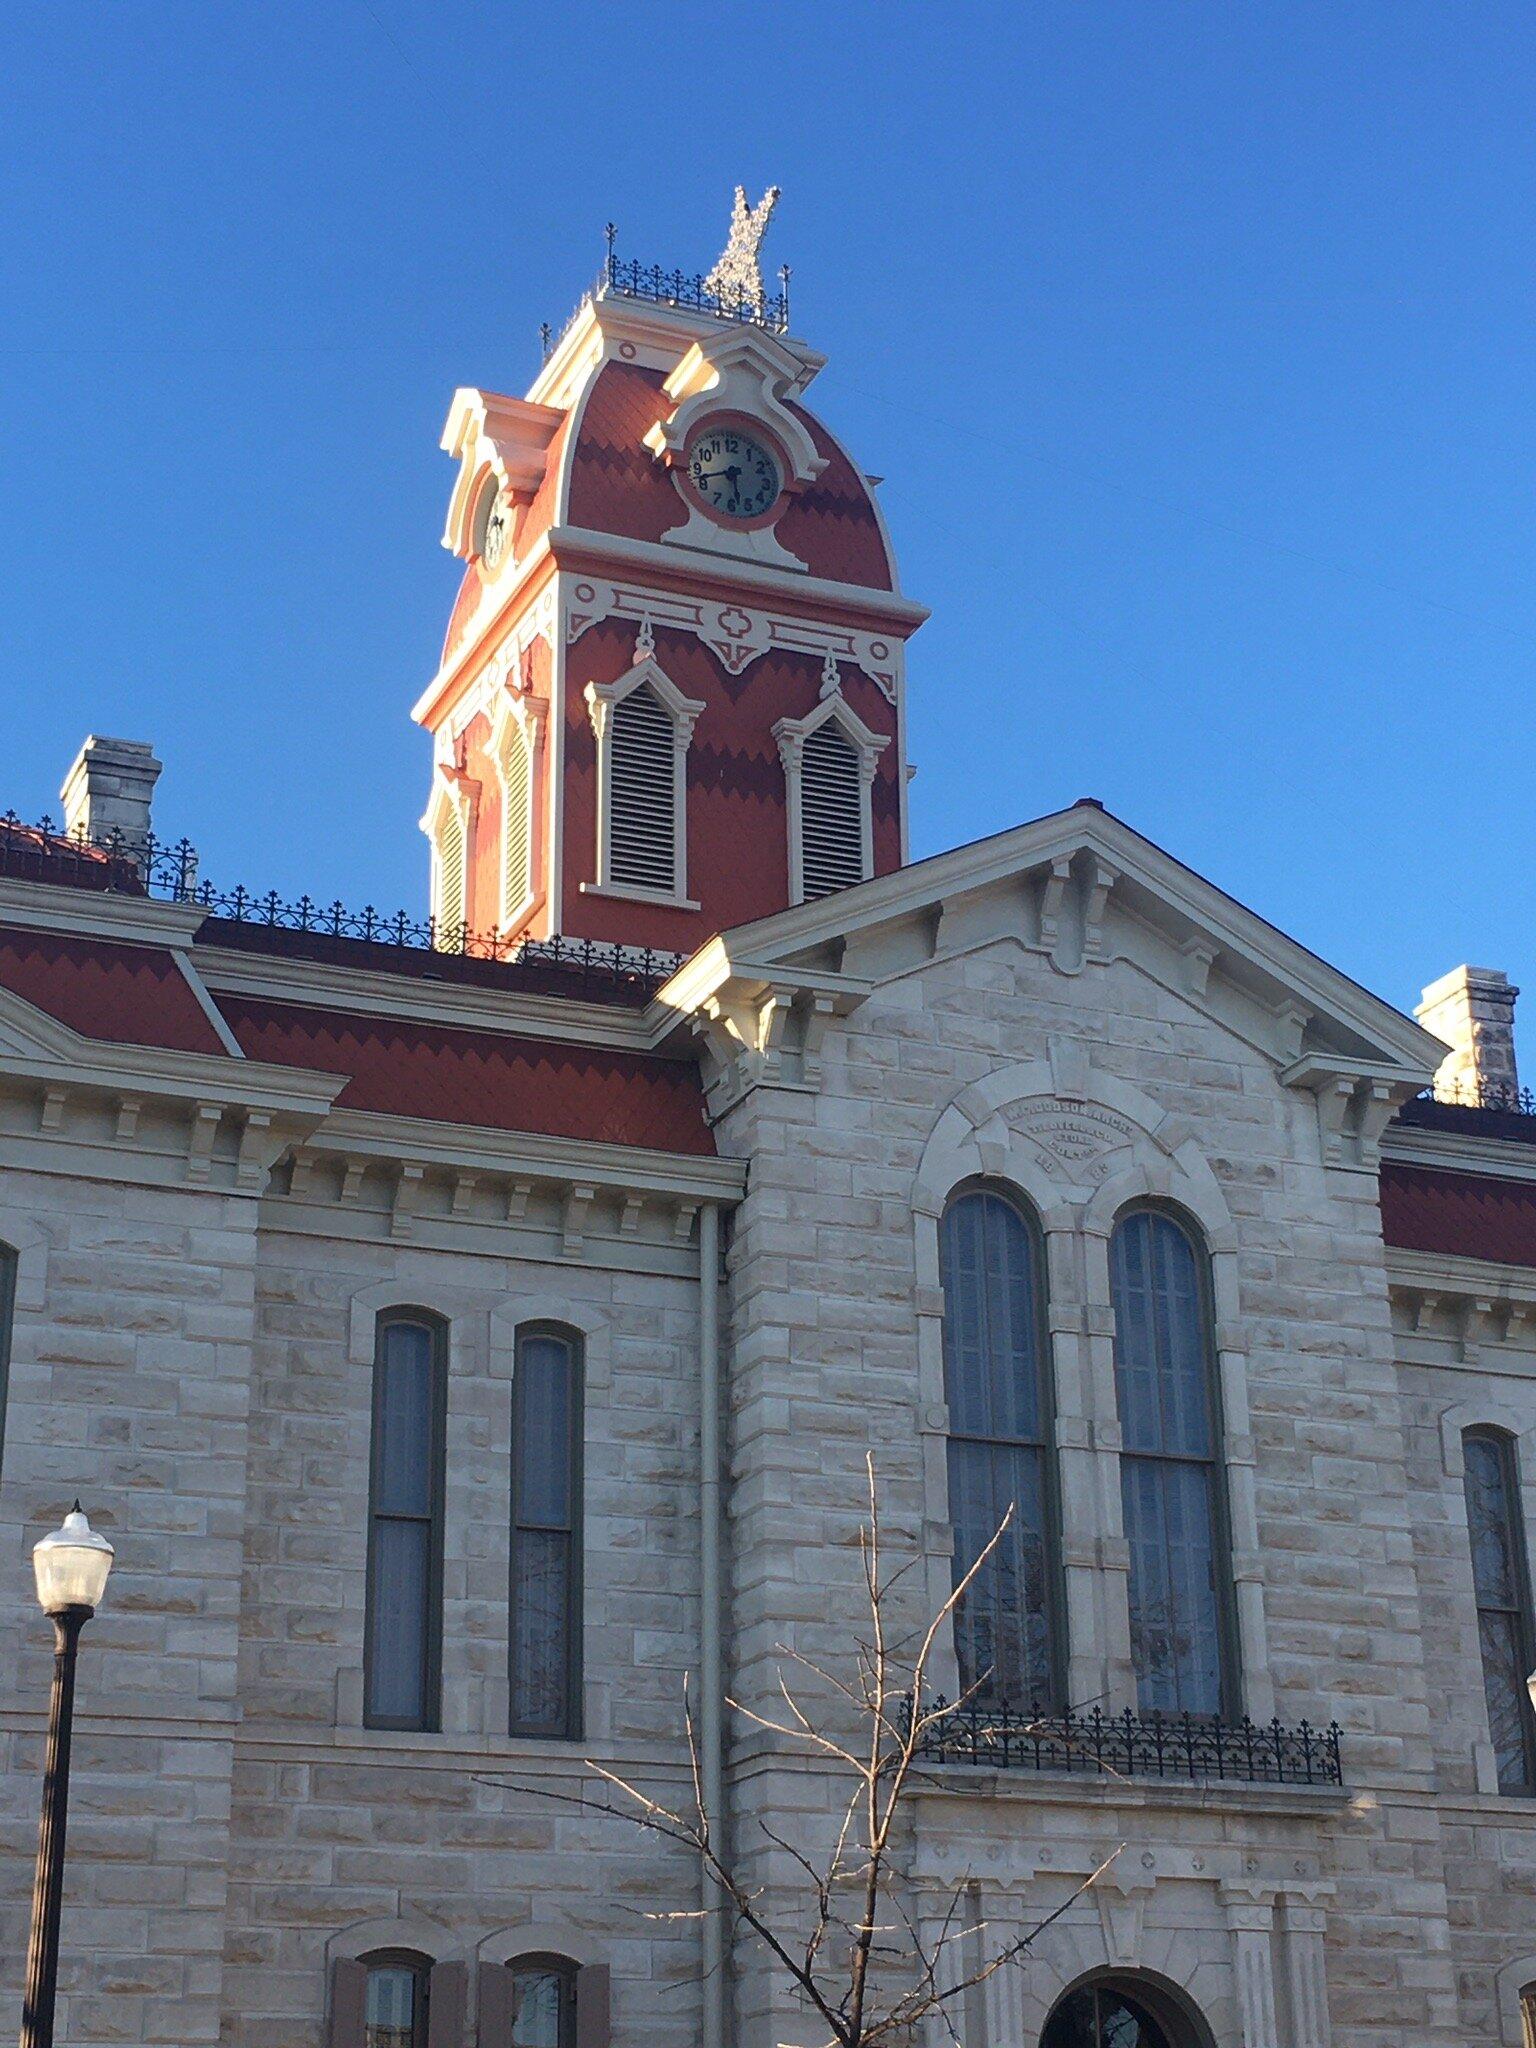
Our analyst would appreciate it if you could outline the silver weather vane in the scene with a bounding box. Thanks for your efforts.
[703,184,781,318]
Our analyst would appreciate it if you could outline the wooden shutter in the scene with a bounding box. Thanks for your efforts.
[428,1961,467,2048]
[327,1959,367,2048]
[502,728,532,919]
[476,1962,515,2047]
[608,686,677,892]
[799,724,864,900]
[575,1964,610,2048]
[438,803,467,938]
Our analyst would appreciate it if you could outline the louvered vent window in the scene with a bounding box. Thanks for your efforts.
[609,686,678,892]
[503,730,532,919]
[438,806,467,936]
[800,724,865,900]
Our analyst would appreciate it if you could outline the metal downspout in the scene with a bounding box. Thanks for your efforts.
[699,1202,725,2048]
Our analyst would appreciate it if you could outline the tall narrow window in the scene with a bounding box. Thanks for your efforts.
[364,1312,447,1732]
[510,1325,583,1737]
[1463,1428,1536,1792]
[799,722,864,900]
[502,724,532,920]
[438,802,467,937]
[940,1188,1061,1707]
[363,1954,429,2048]
[0,1240,16,1481]
[607,685,677,892]
[1110,1207,1236,1720]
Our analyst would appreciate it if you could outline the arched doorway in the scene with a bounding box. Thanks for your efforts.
[1041,1975,1203,2048]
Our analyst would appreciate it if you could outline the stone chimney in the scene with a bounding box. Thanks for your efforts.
[60,736,162,852]
[1415,965,1521,1106]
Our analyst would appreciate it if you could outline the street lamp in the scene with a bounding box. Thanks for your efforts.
[20,1504,114,2048]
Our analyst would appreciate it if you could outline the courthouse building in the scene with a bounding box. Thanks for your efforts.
[3,210,1536,2048]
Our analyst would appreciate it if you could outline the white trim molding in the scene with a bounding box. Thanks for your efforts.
[774,692,888,907]
[583,654,704,907]
[420,766,476,935]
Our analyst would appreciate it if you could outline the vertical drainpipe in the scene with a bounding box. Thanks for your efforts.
[699,1201,725,2048]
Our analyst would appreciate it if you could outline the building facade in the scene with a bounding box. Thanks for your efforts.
[2,228,1536,2048]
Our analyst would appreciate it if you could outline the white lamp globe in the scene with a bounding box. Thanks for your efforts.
[32,1504,114,1617]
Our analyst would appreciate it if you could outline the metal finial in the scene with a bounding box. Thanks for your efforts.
[703,185,780,321]
[539,321,552,360]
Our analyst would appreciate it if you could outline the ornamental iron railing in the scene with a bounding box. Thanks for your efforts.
[542,225,791,360]
[0,812,681,1003]
[1420,1077,1536,1119]
[912,1697,1344,1788]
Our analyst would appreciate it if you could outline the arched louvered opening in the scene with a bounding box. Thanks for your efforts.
[436,804,467,939]
[800,722,865,900]
[608,685,678,892]
[502,725,532,921]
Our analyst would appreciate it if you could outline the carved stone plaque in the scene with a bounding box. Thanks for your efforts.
[1009,1097,1136,1176]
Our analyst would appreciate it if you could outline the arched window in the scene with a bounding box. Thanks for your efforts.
[364,1312,448,1732]
[1042,1978,1196,2047]
[607,685,677,892]
[479,1954,608,2048]
[1522,1981,1536,2048]
[0,1239,16,1481]
[362,1952,430,2048]
[502,721,533,921]
[510,1325,583,1738]
[509,1956,576,2048]
[1109,1207,1236,1720]
[939,1187,1061,1707]
[1463,1427,1536,1792]
[799,722,865,900]
[585,663,703,905]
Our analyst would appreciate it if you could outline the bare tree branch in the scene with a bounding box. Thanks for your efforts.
[481,1460,1120,2048]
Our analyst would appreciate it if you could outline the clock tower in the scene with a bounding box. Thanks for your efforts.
[414,201,927,961]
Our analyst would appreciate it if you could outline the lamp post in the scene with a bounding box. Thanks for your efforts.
[19,1504,114,2048]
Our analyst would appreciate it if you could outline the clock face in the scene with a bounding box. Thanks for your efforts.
[686,427,782,521]
[479,489,510,570]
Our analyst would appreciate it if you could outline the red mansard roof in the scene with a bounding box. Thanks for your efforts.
[0,926,227,1056]
[215,995,715,1155]
[1379,1161,1536,1268]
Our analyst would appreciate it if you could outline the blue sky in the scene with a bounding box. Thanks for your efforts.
[3,2,1533,1013]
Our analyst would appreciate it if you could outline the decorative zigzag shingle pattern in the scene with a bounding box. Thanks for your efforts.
[216,995,716,1155]
[1379,1161,1536,1267]
[0,925,227,1055]
[563,366,896,589]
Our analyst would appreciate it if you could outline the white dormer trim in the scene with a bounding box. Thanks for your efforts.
[489,689,548,935]
[773,694,888,907]
[642,327,829,574]
[420,768,475,938]
[439,388,563,562]
[582,656,705,911]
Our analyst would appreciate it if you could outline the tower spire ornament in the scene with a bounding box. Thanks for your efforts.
[703,184,781,319]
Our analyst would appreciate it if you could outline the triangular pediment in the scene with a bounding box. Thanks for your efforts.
[660,801,1444,1109]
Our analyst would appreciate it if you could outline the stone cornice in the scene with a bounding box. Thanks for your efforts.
[301,1105,745,1206]
[0,875,205,947]
[193,942,668,1052]
[1380,1118,1536,1184]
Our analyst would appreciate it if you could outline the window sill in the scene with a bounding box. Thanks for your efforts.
[580,881,701,912]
